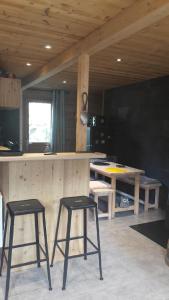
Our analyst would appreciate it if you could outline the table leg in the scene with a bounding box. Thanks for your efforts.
[111,177,116,217]
[134,174,140,215]
[95,172,98,180]
[108,192,113,220]
[144,188,149,212]
[155,187,160,209]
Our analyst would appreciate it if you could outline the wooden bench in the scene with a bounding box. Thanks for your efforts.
[89,180,115,219]
[118,175,161,212]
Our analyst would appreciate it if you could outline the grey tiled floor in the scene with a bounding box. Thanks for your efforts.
[1,209,169,300]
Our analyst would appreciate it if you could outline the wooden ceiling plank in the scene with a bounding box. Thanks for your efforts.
[0,1,116,37]
[0,0,134,25]
[22,0,169,90]
[0,19,80,43]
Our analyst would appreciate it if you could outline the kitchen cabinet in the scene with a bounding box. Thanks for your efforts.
[0,77,21,108]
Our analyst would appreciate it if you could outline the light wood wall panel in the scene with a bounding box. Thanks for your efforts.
[0,159,90,269]
[0,78,21,108]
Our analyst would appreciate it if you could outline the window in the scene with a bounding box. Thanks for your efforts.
[29,102,52,143]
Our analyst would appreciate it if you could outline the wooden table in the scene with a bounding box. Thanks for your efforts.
[90,162,144,215]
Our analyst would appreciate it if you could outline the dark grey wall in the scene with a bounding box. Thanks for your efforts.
[0,109,20,145]
[104,76,169,207]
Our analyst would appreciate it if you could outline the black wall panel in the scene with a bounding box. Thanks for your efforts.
[104,76,169,208]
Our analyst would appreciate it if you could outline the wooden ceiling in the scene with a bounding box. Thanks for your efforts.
[35,13,169,91]
[1,0,169,91]
[0,0,135,76]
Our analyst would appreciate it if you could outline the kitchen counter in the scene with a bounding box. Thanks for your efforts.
[0,152,106,162]
[0,152,106,269]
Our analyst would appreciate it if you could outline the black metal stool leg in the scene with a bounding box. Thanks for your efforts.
[95,207,103,281]
[34,213,41,268]
[42,212,52,291]
[62,209,72,290]
[51,202,62,267]
[5,216,15,300]
[84,208,87,260]
[0,211,9,276]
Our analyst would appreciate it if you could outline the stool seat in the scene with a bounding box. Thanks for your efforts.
[61,196,96,210]
[7,199,44,216]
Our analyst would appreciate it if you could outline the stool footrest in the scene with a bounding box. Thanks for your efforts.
[68,251,99,259]
[57,235,84,243]
[11,259,47,269]
[5,241,37,250]
[55,236,99,259]
[4,243,48,266]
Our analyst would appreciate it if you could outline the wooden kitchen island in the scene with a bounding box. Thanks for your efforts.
[0,152,105,269]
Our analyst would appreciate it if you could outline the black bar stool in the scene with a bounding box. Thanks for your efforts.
[51,196,103,290]
[0,199,52,300]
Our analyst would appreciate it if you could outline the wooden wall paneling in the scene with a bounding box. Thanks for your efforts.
[0,158,90,268]
[0,162,9,201]
[0,78,21,108]
[7,160,64,266]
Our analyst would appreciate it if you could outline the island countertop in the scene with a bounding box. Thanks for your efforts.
[0,152,106,162]
[0,151,106,269]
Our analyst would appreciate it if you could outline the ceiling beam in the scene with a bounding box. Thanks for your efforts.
[22,0,169,90]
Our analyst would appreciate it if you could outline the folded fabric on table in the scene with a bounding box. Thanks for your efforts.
[90,180,111,190]
[104,167,128,173]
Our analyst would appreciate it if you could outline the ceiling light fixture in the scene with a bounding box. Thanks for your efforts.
[62,80,67,84]
[26,62,32,66]
[45,45,52,49]
[116,58,122,62]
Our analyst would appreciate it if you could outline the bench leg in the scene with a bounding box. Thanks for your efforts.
[155,187,160,209]
[134,174,140,215]
[144,188,149,212]
[111,191,115,218]
[95,172,98,180]
[108,193,112,220]
[111,177,116,218]
[94,193,99,219]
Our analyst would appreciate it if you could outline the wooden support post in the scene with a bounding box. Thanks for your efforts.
[76,54,89,151]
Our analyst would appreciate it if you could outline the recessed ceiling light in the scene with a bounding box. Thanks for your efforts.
[45,45,52,49]
[62,80,67,84]
[26,62,32,66]
[116,58,122,62]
